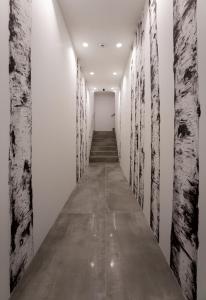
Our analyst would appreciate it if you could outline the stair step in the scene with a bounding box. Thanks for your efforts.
[91,151,118,156]
[93,138,116,141]
[91,146,117,151]
[93,135,115,138]
[93,133,115,136]
[94,130,114,133]
[89,156,119,163]
[90,131,118,163]
[92,141,117,145]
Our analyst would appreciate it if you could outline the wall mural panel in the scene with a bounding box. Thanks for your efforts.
[171,1,200,299]
[76,62,81,182]
[129,55,136,189]
[131,16,146,210]
[133,33,140,200]
[76,61,88,182]
[118,93,122,160]
[9,0,33,292]
[149,0,160,241]
[138,18,146,209]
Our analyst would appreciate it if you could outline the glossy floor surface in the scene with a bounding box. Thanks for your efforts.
[11,163,184,300]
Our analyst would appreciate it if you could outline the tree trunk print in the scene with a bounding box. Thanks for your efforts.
[80,78,84,178]
[84,85,88,166]
[76,62,81,182]
[119,94,122,160]
[171,1,200,300]
[138,19,146,209]
[149,0,160,241]
[133,33,139,199]
[76,62,88,182]
[129,56,135,188]
[9,0,33,292]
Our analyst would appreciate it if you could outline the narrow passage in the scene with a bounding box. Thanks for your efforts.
[11,163,184,300]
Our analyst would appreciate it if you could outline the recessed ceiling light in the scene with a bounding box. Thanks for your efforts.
[90,72,95,76]
[82,42,89,48]
[110,260,115,268]
[116,43,123,48]
[94,87,97,90]
[111,87,114,90]
[113,72,117,76]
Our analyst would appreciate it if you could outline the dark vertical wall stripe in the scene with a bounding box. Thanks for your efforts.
[133,33,139,200]
[76,62,80,182]
[80,77,84,177]
[119,93,122,160]
[149,0,160,241]
[129,56,135,188]
[138,19,146,209]
[9,0,33,292]
[131,17,145,209]
[171,1,200,299]
[84,87,88,165]
[76,61,88,182]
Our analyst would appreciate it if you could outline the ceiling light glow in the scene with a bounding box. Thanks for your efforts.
[113,72,117,76]
[110,260,115,268]
[90,72,95,76]
[82,42,89,48]
[116,43,122,48]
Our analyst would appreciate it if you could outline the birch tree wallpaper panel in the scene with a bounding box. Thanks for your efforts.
[130,15,146,210]
[171,1,200,299]
[76,61,88,182]
[138,16,146,210]
[9,0,33,292]
[129,54,136,189]
[149,0,161,242]
[133,33,140,201]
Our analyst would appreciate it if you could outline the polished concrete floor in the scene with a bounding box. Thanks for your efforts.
[11,163,184,300]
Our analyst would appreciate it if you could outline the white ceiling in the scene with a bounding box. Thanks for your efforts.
[58,0,145,91]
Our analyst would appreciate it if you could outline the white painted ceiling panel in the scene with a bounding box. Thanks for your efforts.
[58,0,145,90]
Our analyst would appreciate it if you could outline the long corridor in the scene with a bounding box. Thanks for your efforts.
[11,163,184,300]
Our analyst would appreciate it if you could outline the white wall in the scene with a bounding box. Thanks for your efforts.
[32,0,77,253]
[197,0,206,299]
[94,92,115,131]
[0,2,10,300]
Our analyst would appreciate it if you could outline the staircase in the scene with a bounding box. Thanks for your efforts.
[90,131,119,163]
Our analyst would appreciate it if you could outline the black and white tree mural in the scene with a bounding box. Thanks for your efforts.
[76,61,88,182]
[171,1,200,300]
[138,18,146,209]
[129,55,136,189]
[76,62,81,182]
[9,0,33,292]
[149,0,160,241]
[133,33,140,200]
[131,16,146,210]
